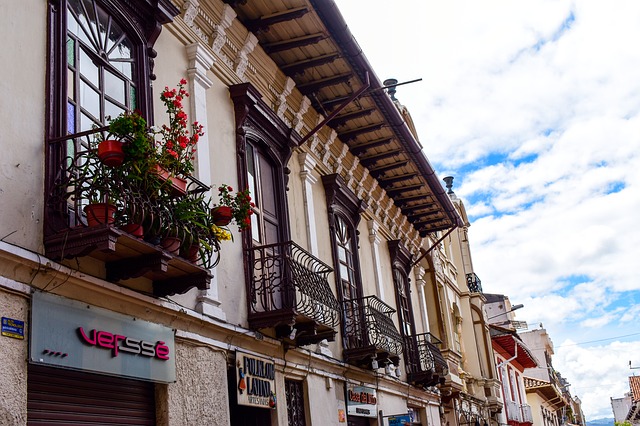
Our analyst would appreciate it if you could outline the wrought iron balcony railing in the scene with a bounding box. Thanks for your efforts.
[506,401,533,425]
[248,241,340,345]
[44,128,216,297]
[521,404,533,423]
[405,332,448,387]
[342,295,403,367]
[466,272,483,293]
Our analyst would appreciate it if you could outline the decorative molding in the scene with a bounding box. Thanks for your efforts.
[235,32,258,80]
[276,77,296,119]
[182,0,209,44]
[211,4,236,54]
[294,96,311,133]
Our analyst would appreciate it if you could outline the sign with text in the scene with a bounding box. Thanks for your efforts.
[346,384,377,418]
[2,317,24,339]
[30,292,175,383]
[236,351,277,409]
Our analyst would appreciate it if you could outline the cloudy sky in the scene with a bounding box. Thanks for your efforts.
[334,0,640,419]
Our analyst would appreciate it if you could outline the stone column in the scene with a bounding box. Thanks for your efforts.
[414,266,430,332]
[298,152,319,256]
[367,220,384,299]
[186,42,225,321]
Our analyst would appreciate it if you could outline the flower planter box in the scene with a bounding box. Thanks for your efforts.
[153,164,187,196]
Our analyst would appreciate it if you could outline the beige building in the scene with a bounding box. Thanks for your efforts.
[419,181,503,426]
[0,0,497,425]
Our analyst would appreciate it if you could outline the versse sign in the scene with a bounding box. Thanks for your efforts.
[30,292,175,383]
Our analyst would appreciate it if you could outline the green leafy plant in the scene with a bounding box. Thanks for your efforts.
[153,79,204,177]
[215,185,254,231]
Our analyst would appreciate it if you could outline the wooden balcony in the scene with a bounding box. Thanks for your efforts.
[44,129,216,297]
[405,332,449,387]
[342,296,403,368]
[247,241,340,346]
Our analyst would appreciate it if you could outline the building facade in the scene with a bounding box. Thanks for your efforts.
[0,0,479,425]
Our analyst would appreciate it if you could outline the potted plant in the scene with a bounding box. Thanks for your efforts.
[152,79,204,196]
[212,185,254,231]
[78,151,120,227]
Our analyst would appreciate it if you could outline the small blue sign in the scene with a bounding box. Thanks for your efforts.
[2,317,25,340]
[389,415,412,426]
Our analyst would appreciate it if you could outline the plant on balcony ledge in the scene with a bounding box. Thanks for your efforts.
[152,79,203,195]
[212,185,254,230]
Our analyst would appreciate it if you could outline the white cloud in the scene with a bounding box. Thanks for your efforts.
[335,0,640,420]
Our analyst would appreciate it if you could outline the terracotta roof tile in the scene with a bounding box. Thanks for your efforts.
[630,376,640,402]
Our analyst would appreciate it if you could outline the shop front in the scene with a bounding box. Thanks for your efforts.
[346,384,378,426]
[27,291,175,424]
[228,350,277,426]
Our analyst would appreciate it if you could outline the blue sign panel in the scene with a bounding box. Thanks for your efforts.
[30,292,176,383]
[2,317,25,339]
[389,415,412,426]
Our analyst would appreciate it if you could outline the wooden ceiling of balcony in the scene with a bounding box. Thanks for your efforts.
[223,0,462,236]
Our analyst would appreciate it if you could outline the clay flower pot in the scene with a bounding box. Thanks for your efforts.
[97,140,125,167]
[211,206,233,226]
[160,236,181,255]
[152,164,187,196]
[120,223,144,238]
[84,203,117,227]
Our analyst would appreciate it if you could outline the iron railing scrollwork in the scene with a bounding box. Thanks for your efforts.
[45,128,220,269]
[466,272,483,293]
[249,241,340,328]
[405,332,448,378]
[342,295,403,357]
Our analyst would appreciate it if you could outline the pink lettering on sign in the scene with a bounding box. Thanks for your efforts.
[77,327,170,361]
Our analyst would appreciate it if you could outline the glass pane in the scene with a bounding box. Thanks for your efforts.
[79,48,99,88]
[338,246,347,262]
[105,100,124,121]
[251,213,261,243]
[79,80,100,119]
[80,112,96,132]
[104,69,125,103]
[247,148,258,207]
[67,69,75,100]
[109,36,132,60]
[67,102,76,133]
[108,60,132,80]
[129,85,136,109]
[67,7,79,36]
[95,4,111,52]
[66,37,75,66]
[339,264,349,280]
[82,0,100,51]
[70,0,95,51]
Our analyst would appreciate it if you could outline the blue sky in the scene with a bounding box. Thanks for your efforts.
[335,0,640,419]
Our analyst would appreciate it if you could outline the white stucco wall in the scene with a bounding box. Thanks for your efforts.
[0,0,46,253]
[162,342,230,426]
[0,289,29,425]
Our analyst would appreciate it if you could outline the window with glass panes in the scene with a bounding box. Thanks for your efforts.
[246,141,280,246]
[66,0,137,135]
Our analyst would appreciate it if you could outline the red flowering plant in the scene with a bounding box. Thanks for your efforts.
[154,79,204,177]
[213,185,254,231]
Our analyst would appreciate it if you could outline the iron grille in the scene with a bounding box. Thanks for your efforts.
[466,272,483,293]
[342,295,403,357]
[249,241,340,328]
[405,332,448,380]
[285,379,306,426]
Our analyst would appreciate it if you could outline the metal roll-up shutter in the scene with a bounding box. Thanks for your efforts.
[27,364,156,425]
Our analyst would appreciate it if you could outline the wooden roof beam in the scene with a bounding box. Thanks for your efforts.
[263,33,326,53]
[377,173,417,187]
[386,184,424,198]
[351,137,394,156]
[369,161,409,177]
[246,6,309,32]
[329,108,376,127]
[282,53,339,76]
[298,72,353,93]
[338,123,384,142]
[360,150,403,167]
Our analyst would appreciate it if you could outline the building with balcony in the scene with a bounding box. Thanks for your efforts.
[611,377,640,426]
[0,0,470,425]
[520,327,572,426]
[485,294,538,426]
[416,180,503,426]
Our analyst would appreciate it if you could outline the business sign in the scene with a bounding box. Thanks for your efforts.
[2,317,24,339]
[30,292,175,383]
[389,415,412,426]
[236,351,277,409]
[346,384,377,418]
